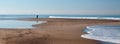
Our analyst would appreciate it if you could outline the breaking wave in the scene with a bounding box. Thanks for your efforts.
[49,16,120,20]
[81,25,120,44]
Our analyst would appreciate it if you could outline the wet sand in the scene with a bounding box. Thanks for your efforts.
[0,18,120,44]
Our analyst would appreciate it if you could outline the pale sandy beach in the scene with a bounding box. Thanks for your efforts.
[0,18,120,44]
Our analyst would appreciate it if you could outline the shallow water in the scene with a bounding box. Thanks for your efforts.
[0,20,45,28]
[81,25,120,44]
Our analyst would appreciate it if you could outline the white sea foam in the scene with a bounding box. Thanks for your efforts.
[81,25,120,43]
[49,16,120,20]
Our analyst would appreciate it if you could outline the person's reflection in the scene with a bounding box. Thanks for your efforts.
[36,19,39,23]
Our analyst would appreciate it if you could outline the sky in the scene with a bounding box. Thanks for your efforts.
[0,0,120,14]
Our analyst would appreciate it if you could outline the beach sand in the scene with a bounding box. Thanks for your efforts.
[0,18,120,44]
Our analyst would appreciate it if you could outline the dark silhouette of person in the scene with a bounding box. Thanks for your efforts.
[36,15,39,23]
[36,15,38,19]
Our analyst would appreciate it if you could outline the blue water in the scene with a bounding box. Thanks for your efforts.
[0,14,120,19]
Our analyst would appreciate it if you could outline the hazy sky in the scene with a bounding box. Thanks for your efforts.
[0,0,120,14]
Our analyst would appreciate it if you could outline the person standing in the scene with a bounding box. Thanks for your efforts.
[36,15,38,19]
[36,15,39,23]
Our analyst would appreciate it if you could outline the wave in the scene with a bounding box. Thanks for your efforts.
[81,25,120,43]
[49,16,120,20]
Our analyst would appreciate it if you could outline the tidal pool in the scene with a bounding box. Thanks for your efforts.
[0,20,45,28]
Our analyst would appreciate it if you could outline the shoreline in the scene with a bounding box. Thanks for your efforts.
[0,18,120,44]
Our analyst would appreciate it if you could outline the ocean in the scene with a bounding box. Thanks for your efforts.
[81,25,120,44]
[0,14,120,44]
[0,14,120,20]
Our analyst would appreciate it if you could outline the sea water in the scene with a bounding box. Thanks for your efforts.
[0,20,45,28]
[0,15,47,28]
[81,25,120,44]
[0,14,120,20]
